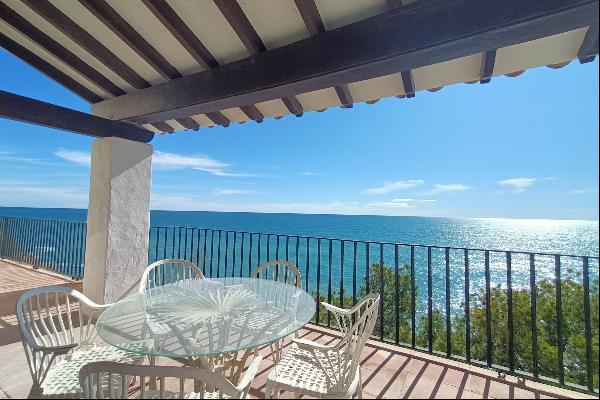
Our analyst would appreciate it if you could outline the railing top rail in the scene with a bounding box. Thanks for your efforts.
[0,215,86,224]
[151,225,600,260]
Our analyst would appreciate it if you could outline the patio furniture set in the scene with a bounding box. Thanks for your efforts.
[16,259,380,399]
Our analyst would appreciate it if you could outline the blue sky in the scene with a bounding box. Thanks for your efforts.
[1,49,598,220]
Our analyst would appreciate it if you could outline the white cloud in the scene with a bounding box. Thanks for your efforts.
[55,149,91,166]
[570,188,599,195]
[150,194,438,216]
[364,180,424,195]
[212,189,255,196]
[0,182,88,208]
[300,172,324,176]
[428,183,473,194]
[497,177,536,193]
[54,148,251,177]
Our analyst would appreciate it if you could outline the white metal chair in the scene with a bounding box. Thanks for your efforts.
[139,259,210,369]
[79,356,263,399]
[250,260,301,289]
[16,285,143,398]
[249,260,302,362]
[265,293,380,399]
[138,259,205,293]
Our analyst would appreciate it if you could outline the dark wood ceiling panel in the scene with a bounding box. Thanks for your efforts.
[22,0,150,90]
[79,0,181,80]
[0,2,125,97]
[0,32,102,103]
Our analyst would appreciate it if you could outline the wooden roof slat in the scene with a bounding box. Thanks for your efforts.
[21,0,150,91]
[151,121,174,133]
[215,0,302,119]
[400,70,415,98]
[281,96,303,117]
[92,0,599,124]
[79,0,181,80]
[0,2,125,97]
[335,85,354,108]
[140,0,218,69]
[480,50,497,84]
[0,32,102,103]
[214,0,266,54]
[205,111,230,127]
[294,0,324,36]
[295,0,353,108]
[239,105,264,123]
[578,23,598,63]
[0,89,153,142]
[175,116,200,131]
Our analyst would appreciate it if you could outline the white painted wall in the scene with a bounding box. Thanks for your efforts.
[83,137,152,304]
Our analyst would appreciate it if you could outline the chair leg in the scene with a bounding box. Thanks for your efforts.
[265,382,273,399]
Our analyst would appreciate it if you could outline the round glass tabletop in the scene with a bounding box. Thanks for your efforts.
[96,277,316,358]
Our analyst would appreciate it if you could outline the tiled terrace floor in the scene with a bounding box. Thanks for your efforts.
[0,259,594,399]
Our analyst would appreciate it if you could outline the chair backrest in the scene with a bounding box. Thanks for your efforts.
[250,260,301,288]
[16,285,106,387]
[139,259,204,293]
[79,357,262,399]
[323,293,380,392]
[16,285,103,352]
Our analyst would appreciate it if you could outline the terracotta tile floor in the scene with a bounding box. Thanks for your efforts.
[0,259,593,399]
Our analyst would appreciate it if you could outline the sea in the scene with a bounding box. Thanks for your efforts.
[1,207,598,315]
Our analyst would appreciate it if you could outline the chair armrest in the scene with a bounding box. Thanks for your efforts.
[236,356,262,391]
[291,337,336,351]
[320,301,354,316]
[31,342,78,354]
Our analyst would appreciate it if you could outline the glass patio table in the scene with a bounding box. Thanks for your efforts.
[96,277,316,381]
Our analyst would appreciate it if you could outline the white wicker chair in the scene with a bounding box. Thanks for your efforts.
[138,259,212,369]
[250,260,301,289]
[138,259,205,293]
[79,356,263,399]
[249,260,302,363]
[16,285,143,398]
[265,293,380,399]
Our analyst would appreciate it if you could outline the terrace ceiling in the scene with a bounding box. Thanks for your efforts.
[0,0,598,137]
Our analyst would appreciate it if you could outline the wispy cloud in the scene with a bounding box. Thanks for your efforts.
[570,188,599,195]
[368,198,437,208]
[54,149,252,177]
[300,172,324,176]
[150,194,438,216]
[497,177,536,193]
[427,183,473,194]
[212,189,255,196]
[364,180,424,195]
[55,149,91,166]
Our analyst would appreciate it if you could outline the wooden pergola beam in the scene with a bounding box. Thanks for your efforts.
[92,0,599,124]
[0,90,154,143]
[0,33,102,103]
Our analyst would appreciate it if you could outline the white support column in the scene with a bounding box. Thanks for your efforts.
[83,137,152,304]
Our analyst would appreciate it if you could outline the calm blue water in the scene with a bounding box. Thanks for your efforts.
[1,206,597,255]
[1,207,598,316]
